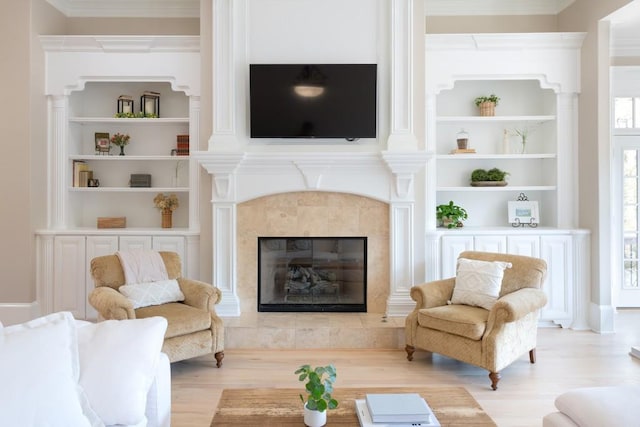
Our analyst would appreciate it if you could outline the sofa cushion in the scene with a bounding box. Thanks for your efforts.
[0,312,103,427]
[76,316,167,426]
[136,302,211,338]
[451,258,512,310]
[417,305,489,340]
[119,279,185,309]
[554,385,640,427]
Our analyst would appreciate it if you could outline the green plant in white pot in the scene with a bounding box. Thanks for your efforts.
[295,364,338,427]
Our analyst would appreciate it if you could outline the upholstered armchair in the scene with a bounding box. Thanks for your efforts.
[89,251,224,367]
[405,251,547,390]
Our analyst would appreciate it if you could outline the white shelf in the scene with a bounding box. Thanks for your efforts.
[436,115,555,123]
[69,187,189,192]
[436,185,556,192]
[436,153,556,160]
[69,117,189,124]
[70,155,189,161]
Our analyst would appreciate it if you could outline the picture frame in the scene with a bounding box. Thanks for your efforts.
[95,132,111,155]
[508,200,539,226]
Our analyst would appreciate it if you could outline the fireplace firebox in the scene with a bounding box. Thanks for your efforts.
[258,237,367,312]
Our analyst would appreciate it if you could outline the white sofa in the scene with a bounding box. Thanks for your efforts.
[0,312,171,427]
[543,385,640,427]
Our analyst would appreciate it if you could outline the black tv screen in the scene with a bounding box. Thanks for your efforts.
[249,64,377,139]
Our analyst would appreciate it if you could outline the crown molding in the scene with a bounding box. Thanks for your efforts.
[425,0,575,16]
[46,0,199,18]
[611,37,640,58]
[40,35,199,52]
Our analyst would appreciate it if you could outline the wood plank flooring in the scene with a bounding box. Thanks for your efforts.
[171,310,640,427]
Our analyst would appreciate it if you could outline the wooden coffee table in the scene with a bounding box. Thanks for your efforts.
[211,386,496,426]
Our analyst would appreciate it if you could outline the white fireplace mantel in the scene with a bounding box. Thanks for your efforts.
[194,150,429,316]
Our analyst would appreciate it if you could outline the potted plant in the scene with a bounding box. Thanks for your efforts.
[110,132,130,156]
[436,201,468,229]
[470,168,509,187]
[154,193,179,228]
[295,364,338,427]
[474,94,500,116]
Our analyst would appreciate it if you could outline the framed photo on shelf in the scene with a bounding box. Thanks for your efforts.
[95,132,110,155]
[508,200,539,226]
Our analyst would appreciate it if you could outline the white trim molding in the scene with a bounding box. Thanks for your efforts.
[46,0,200,18]
[425,0,575,16]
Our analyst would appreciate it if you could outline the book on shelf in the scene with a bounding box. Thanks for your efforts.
[72,160,90,187]
[355,399,440,427]
[365,393,432,423]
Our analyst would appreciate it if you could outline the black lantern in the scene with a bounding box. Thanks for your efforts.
[140,91,160,117]
[117,95,134,115]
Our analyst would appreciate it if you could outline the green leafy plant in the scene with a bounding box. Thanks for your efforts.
[115,111,158,118]
[436,201,468,229]
[471,168,509,182]
[474,94,500,106]
[295,364,338,412]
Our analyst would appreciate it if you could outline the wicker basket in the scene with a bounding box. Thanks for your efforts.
[478,101,496,117]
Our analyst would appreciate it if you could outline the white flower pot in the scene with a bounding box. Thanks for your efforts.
[304,403,327,427]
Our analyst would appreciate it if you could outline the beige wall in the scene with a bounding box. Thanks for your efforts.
[558,0,633,312]
[426,15,558,33]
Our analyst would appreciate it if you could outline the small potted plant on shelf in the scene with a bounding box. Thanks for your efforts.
[436,201,468,229]
[470,168,509,187]
[474,94,500,116]
[110,132,130,156]
[295,364,338,427]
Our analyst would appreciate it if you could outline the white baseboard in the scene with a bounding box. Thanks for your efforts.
[588,302,616,333]
[0,302,41,326]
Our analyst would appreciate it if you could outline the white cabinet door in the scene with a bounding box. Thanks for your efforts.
[85,235,118,320]
[153,236,185,275]
[441,235,474,278]
[54,236,86,319]
[474,235,507,253]
[119,236,152,251]
[507,235,541,257]
[540,235,573,327]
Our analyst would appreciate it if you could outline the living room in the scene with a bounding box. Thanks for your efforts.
[2,0,640,426]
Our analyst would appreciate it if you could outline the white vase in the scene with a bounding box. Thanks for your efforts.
[304,403,327,427]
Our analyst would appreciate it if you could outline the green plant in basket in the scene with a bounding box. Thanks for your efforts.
[295,364,338,412]
[471,168,509,182]
[436,201,468,229]
[474,94,500,106]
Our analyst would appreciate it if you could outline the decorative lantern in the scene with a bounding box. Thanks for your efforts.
[140,91,160,117]
[117,95,134,115]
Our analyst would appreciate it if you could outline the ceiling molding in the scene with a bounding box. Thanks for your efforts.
[425,0,576,16]
[46,0,200,18]
[611,37,640,58]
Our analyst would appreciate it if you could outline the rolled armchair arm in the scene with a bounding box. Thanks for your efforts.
[178,278,222,312]
[489,288,548,324]
[88,287,135,320]
[409,278,455,310]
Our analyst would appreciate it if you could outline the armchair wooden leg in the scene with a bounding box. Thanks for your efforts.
[529,348,536,364]
[214,351,224,368]
[405,345,415,361]
[489,372,501,390]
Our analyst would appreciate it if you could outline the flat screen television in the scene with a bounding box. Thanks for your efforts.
[249,64,377,139]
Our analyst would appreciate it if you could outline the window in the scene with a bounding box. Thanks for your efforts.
[614,97,640,128]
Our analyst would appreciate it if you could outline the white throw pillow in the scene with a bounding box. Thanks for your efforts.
[76,316,168,426]
[0,312,103,427]
[119,279,185,309]
[450,258,512,310]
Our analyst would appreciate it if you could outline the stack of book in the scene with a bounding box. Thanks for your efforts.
[355,393,440,427]
[176,134,189,156]
[72,160,93,187]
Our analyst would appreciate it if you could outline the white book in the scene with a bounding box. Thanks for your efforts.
[355,399,440,427]
[365,393,432,423]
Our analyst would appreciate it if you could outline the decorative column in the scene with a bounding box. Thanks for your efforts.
[382,152,429,315]
[49,95,67,229]
[188,96,201,231]
[197,153,245,316]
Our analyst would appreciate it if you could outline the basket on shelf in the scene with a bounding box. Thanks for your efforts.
[478,101,496,117]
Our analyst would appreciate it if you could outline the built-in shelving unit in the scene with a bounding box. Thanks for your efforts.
[424,33,591,329]
[36,35,201,320]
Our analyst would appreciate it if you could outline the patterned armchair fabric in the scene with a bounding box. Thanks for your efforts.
[89,251,224,366]
[405,251,547,390]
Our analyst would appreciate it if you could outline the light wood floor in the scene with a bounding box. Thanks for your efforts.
[171,310,640,427]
